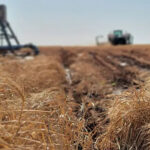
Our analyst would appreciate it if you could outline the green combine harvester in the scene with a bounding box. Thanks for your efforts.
[108,30,133,45]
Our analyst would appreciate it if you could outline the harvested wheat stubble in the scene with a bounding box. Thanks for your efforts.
[0,45,150,149]
[98,88,150,150]
[0,79,94,150]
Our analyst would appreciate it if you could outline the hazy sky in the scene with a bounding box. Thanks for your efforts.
[1,0,150,45]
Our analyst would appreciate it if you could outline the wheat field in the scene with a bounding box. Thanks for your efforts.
[0,45,150,149]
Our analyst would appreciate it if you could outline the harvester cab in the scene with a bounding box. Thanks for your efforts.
[0,5,39,57]
[113,30,123,38]
[108,30,133,45]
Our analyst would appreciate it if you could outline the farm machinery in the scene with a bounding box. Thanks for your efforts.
[96,30,133,46]
[0,5,39,56]
[108,30,133,45]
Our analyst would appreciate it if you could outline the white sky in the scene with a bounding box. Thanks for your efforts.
[1,0,150,46]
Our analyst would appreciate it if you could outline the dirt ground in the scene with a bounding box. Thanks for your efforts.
[1,45,150,149]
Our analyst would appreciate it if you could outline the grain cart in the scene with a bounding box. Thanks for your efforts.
[0,5,39,56]
[108,30,133,45]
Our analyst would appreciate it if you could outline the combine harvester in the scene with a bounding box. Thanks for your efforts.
[108,30,133,45]
[0,5,39,56]
[96,30,133,46]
